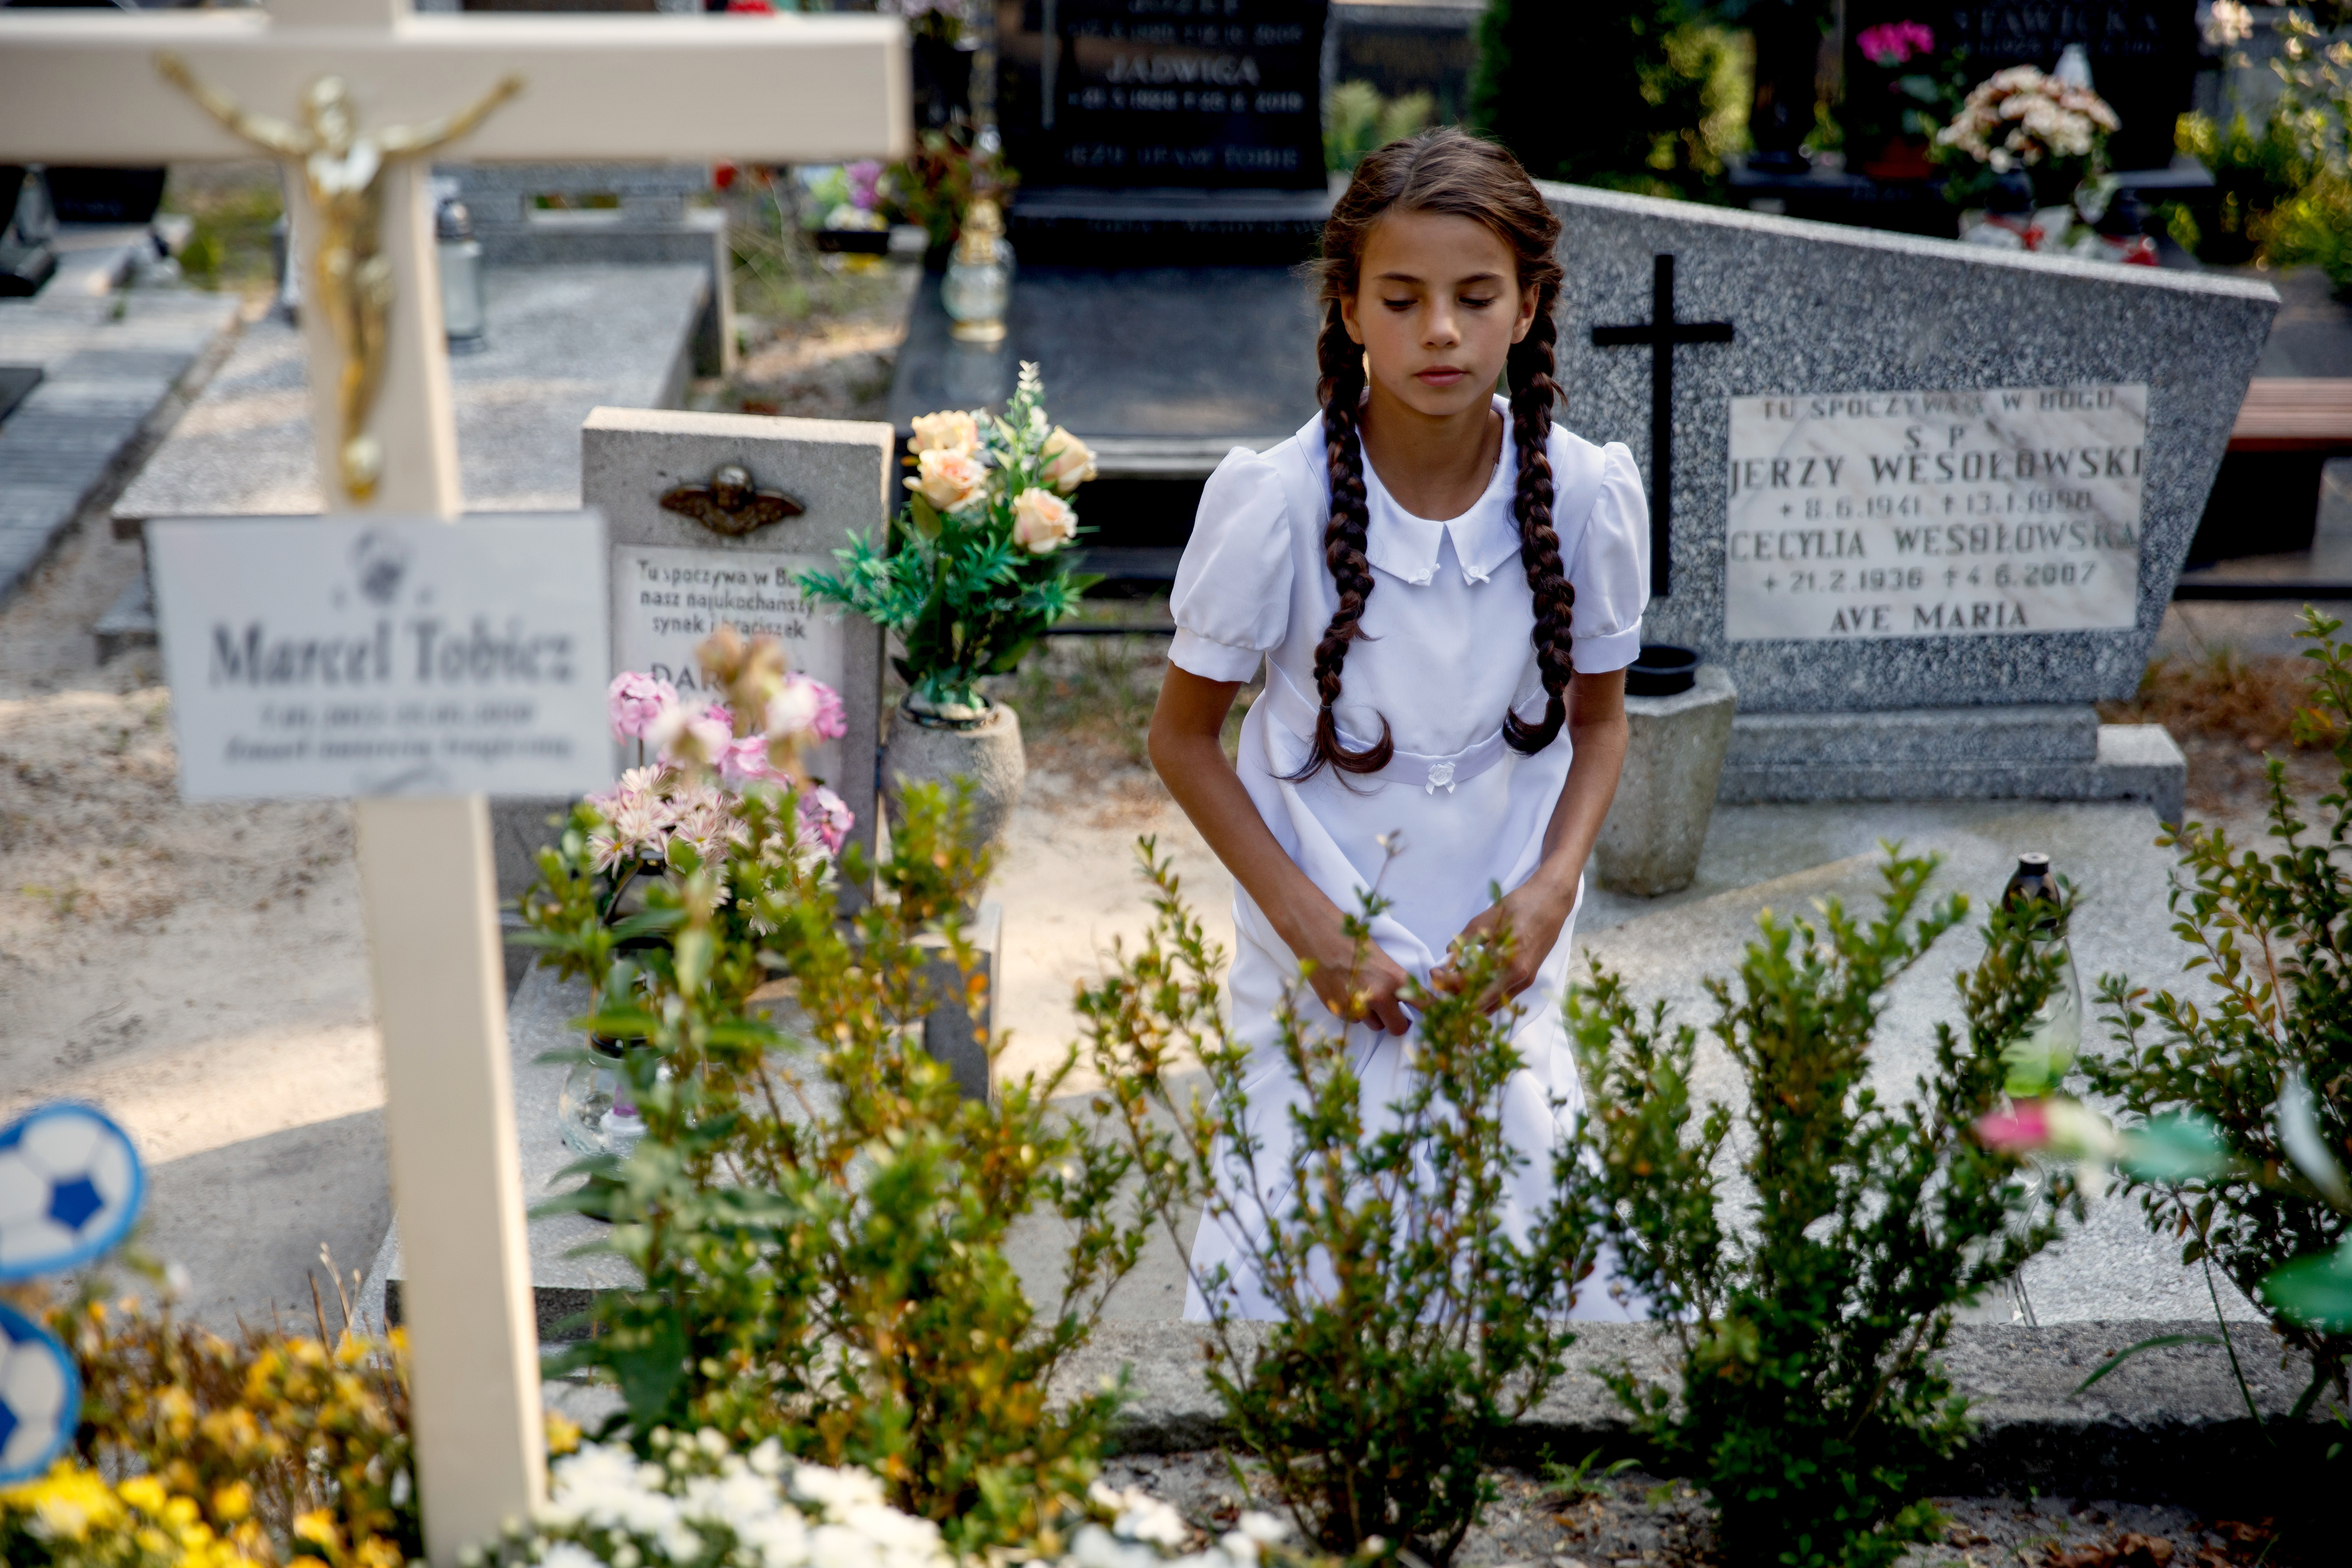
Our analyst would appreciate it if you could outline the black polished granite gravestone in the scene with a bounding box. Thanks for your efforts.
[889,2,1335,576]
[994,0,1332,265]
[1844,1,2202,174]
[886,262,1321,577]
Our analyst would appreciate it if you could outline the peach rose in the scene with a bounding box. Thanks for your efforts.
[1039,425,1097,496]
[1011,487,1078,554]
[906,447,988,512]
[909,409,980,456]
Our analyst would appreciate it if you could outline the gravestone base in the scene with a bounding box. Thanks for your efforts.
[1718,708,2186,824]
[1595,664,1737,898]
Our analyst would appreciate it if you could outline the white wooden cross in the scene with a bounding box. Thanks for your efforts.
[0,4,906,1561]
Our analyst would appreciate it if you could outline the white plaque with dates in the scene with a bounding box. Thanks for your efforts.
[1723,383,2147,641]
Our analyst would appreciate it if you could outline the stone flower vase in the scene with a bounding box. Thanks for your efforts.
[1593,649,1736,898]
[883,697,1027,868]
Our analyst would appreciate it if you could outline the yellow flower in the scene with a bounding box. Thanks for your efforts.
[295,1507,342,1550]
[909,409,981,457]
[546,1410,583,1457]
[1011,488,1079,554]
[118,1474,169,1516]
[212,1481,253,1523]
[1039,426,1097,496]
[906,448,989,512]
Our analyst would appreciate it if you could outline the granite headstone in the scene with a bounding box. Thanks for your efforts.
[578,408,891,866]
[993,0,1332,264]
[1548,182,2274,811]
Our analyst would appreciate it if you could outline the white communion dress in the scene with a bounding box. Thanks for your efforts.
[1167,396,1652,1323]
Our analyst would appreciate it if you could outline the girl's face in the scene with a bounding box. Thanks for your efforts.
[1341,209,1539,422]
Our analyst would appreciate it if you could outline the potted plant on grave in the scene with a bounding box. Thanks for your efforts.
[1934,63,2120,248]
[1846,19,1967,183]
[798,361,1097,866]
[546,629,852,1192]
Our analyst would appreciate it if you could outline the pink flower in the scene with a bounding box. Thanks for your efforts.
[608,672,679,742]
[1975,1101,2050,1152]
[767,673,847,741]
[797,784,854,856]
[648,701,733,768]
[718,734,778,786]
[1858,20,1933,67]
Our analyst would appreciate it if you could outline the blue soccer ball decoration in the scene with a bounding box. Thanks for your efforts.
[0,1104,145,1484]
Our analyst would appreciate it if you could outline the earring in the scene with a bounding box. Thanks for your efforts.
[1361,350,1371,381]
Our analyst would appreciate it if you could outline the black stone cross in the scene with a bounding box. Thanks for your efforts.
[1590,253,1733,596]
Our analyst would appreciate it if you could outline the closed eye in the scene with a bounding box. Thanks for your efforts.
[1381,297,1415,311]
[1461,295,1497,307]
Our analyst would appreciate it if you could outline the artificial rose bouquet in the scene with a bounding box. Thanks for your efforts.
[800,361,1099,719]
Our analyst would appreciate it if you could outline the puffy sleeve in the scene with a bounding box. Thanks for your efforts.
[1168,448,1295,684]
[1568,441,1650,674]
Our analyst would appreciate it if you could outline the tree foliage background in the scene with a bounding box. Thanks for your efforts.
[1470,0,1755,199]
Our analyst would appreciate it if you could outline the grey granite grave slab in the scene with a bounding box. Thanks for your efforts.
[434,163,732,376]
[1548,183,2269,810]
[356,793,2344,1494]
[577,406,894,881]
[1549,183,2275,714]
[368,914,1004,1336]
[0,279,238,601]
[113,263,707,530]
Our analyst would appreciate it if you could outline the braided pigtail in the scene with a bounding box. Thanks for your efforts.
[1284,301,1395,781]
[1503,303,1575,755]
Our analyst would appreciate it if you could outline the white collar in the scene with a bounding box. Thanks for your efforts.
[1352,396,1526,588]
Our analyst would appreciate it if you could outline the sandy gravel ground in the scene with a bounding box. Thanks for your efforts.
[1094,1453,2294,1567]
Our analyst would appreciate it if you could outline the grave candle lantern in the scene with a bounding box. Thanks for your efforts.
[943,195,1010,344]
[436,194,487,351]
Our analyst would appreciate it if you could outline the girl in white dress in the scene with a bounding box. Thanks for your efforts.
[1145,129,1652,1322]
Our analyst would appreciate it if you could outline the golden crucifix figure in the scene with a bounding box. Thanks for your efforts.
[157,54,523,501]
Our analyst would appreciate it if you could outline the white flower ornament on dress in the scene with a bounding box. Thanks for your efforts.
[1424,760,1456,795]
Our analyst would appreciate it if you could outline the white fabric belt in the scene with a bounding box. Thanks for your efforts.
[1258,662,1509,795]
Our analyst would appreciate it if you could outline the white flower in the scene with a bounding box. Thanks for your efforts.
[749,1438,788,1478]
[790,1463,888,1517]
[2203,1,2254,50]
[809,1523,884,1568]
[1234,1512,1289,1546]
[539,1546,601,1568]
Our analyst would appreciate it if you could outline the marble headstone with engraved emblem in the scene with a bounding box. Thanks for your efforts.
[1547,183,2278,817]
[484,408,890,902]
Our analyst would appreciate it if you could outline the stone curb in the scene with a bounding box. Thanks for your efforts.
[1058,1321,2341,1505]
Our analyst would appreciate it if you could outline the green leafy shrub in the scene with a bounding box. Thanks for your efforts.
[518,771,1149,1555]
[2087,606,2352,1414]
[1081,847,1591,1565]
[1323,81,1435,174]
[2165,111,2310,265]
[1564,851,2070,1568]
[1472,0,1746,200]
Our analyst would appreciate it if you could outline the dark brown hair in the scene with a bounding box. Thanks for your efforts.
[1289,127,1569,781]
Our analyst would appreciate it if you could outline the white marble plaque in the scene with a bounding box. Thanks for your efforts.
[150,514,610,800]
[612,544,847,782]
[1723,383,2147,641]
